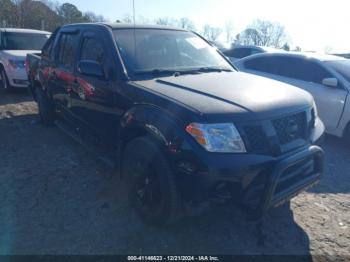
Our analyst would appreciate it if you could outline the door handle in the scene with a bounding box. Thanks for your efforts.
[69,79,80,94]
[50,70,58,80]
[72,79,80,88]
[71,79,87,100]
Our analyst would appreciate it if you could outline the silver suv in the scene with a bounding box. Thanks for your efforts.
[0,28,50,92]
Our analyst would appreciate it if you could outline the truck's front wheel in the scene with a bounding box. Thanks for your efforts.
[36,88,55,126]
[122,136,182,226]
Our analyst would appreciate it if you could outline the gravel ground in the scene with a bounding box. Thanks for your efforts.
[0,91,349,257]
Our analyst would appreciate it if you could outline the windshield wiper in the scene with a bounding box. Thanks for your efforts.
[134,67,233,77]
[196,67,233,73]
[135,69,201,77]
[134,69,180,76]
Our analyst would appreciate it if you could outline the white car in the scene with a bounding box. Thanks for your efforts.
[0,28,50,92]
[235,52,350,142]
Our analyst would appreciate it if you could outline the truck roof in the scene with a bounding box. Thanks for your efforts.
[104,23,186,31]
[0,28,51,34]
[61,23,187,32]
[248,51,347,62]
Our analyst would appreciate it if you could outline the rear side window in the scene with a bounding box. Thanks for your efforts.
[225,48,255,58]
[56,33,79,70]
[245,56,333,84]
[80,38,105,64]
[1,32,49,50]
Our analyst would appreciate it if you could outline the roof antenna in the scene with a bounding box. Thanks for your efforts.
[132,0,137,65]
[132,0,136,26]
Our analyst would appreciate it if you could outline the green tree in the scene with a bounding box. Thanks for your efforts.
[237,19,288,48]
[282,42,290,51]
[19,0,61,31]
[155,17,177,26]
[202,24,222,41]
[224,21,234,43]
[0,0,16,27]
[57,3,89,24]
[84,12,107,23]
[178,17,196,31]
[1,0,110,31]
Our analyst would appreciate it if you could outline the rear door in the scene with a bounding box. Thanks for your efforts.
[49,29,80,120]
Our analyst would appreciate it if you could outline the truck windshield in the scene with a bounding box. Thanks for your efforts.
[2,33,50,50]
[113,28,233,76]
[326,60,350,82]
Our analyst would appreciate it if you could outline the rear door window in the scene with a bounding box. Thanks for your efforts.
[244,56,333,84]
[56,32,79,70]
[274,57,333,84]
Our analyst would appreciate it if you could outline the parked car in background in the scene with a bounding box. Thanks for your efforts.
[223,45,284,62]
[210,41,232,52]
[0,28,50,93]
[331,53,350,59]
[235,52,350,143]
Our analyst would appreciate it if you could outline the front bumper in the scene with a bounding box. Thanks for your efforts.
[5,67,29,88]
[177,115,325,218]
[179,144,324,218]
[250,145,324,217]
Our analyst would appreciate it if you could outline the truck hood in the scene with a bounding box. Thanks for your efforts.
[134,71,314,123]
[1,50,39,59]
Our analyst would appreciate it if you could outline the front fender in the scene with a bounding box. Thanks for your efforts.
[120,104,192,153]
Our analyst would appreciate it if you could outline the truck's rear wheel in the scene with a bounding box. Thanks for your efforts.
[122,136,182,226]
[36,88,55,126]
[0,68,11,94]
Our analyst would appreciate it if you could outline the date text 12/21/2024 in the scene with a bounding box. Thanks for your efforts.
[127,256,220,261]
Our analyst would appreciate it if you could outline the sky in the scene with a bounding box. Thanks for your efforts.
[57,0,350,53]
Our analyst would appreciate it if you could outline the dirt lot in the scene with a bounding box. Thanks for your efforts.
[0,91,349,257]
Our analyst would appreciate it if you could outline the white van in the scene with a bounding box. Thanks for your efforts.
[0,28,50,92]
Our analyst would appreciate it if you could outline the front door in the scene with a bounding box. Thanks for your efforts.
[69,30,122,147]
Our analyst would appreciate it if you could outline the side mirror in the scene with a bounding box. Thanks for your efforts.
[77,60,105,79]
[322,78,338,88]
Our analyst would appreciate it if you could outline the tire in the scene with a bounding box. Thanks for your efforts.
[122,136,182,226]
[0,68,12,94]
[35,88,55,126]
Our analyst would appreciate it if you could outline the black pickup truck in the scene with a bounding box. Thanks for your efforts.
[26,23,325,226]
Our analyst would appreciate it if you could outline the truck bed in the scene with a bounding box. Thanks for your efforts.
[26,53,41,100]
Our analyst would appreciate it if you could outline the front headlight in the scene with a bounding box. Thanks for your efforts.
[186,123,246,153]
[8,59,26,69]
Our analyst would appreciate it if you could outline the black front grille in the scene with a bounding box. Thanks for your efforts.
[241,111,310,155]
[243,125,270,154]
[273,112,307,145]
